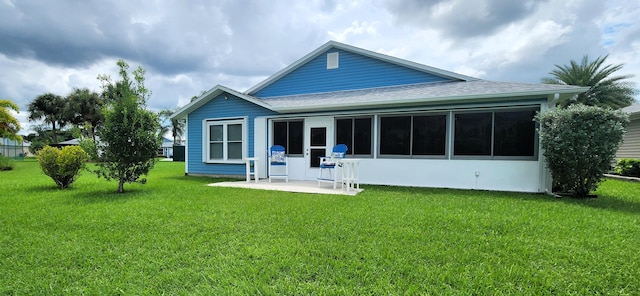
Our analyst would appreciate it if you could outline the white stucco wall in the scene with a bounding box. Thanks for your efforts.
[358,158,543,193]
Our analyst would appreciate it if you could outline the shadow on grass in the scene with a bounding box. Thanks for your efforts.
[364,184,640,215]
[163,175,240,184]
[555,194,640,215]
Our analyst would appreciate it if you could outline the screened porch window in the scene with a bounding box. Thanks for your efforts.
[273,120,303,155]
[379,114,447,157]
[453,109,537,158]
[336,117,372,156]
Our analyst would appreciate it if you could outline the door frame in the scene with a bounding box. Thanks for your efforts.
[304,116,334,180]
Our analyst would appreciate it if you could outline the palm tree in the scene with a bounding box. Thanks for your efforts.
[0,99,22,142]
[28,93,67,144]
[65,88,104,141]
[158,109,185,145]
[542,55,637,109]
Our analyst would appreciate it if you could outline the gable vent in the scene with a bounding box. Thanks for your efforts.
[327,52,339,69]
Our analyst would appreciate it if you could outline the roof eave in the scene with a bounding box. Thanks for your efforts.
[171,85,274,119]
[272,88,589,113]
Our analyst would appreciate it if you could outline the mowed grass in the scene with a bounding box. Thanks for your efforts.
[1,160,640,294]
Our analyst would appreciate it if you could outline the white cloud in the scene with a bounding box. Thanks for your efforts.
[1,0,639,136]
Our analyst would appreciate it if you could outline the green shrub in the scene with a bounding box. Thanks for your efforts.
[535,105,629,197]
[36,145,89,189]
[0,155,14,171]
[615,158,640,177]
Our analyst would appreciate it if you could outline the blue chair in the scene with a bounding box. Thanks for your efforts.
[317,144,348,189]
[269,145,288,183]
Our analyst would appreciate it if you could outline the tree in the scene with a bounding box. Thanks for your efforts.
[158,109,185,145]
[535,105,629,197]
[28,93,67,143]
[92,59,161,193]
[0,99,22,142]
[542,55,637,109]
[64,88,104,141]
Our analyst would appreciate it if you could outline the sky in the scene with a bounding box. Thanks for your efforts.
[1,0,639,135]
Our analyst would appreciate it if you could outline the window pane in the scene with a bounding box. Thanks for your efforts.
[310,149,324,167]
[494,110,536,156]
[380,116,411,155]
[354,118,372,155]
[454,113,492,156]
[210,125,223,141]
[210,143,223,159]
[413,115,446,155]
[228,124,242,142]
[288,121,303,154]
[227,142,242,159]
[273,121,287,148]
[310,127,326,146]
[336,119,353,152]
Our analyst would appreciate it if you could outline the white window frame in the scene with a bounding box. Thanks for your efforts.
[203,117,247,163]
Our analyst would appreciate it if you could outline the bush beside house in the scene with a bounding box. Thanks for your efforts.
[536,105,629,197]
[615,158,640,177]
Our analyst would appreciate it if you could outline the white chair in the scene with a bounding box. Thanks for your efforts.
[269,145,288,183]
[317,144,348,189]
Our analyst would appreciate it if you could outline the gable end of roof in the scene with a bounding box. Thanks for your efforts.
[246,40,478,95]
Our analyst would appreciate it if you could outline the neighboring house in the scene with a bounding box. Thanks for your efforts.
[0,137,30,158]
[159,138,174,158]
[52,138,81,147]
[172,41,587,193]
[617,104,640,159]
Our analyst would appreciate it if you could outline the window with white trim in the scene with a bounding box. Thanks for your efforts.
[205,118,246,162]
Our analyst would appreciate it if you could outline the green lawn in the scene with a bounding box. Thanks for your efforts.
[2,160,639,294]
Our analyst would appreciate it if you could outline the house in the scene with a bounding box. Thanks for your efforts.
[617,104,640,159]
[51,138,80,147]
[171,41,587,193]
[159,138,174,158]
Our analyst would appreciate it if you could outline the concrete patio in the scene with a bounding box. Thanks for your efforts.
[208,180,363,196]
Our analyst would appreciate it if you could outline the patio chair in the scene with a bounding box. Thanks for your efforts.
[269,145,288,183]
[317,144,348,189]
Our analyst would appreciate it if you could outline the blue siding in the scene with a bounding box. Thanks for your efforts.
[187,94,276,176]
[252,49,453,98]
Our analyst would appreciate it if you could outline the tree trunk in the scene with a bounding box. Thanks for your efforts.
[118,179,125,193]
[52,121,57,144]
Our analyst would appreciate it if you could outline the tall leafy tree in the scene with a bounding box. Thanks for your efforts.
[92,60,161,193]
[158,108,185,145]
[27,93,67,143]
[542,55,637,109]
[65,88,104,141]
[0,99,22,142]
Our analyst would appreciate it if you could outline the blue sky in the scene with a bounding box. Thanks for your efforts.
[1,0,638,134]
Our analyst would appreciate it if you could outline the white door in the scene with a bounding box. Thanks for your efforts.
[304,117,334,180]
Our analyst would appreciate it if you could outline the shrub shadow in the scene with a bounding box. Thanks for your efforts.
[554,194,640,215]
[365,184,640,215]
